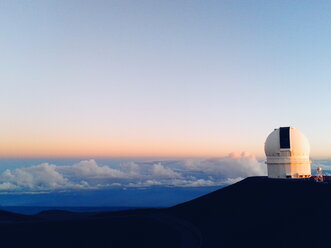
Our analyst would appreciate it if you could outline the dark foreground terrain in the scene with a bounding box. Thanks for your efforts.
[1,177,331,248]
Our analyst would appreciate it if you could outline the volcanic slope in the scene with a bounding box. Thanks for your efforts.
[169,176,331,248]
[1,177,331,248]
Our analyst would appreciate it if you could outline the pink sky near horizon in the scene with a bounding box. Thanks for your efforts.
[1,1,331,159]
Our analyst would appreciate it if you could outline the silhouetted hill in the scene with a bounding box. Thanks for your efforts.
[0,209,37,222]
[169,176,331,247]
[1,177,331,247]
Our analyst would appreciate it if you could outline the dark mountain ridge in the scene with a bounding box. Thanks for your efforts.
[0,177,330,248]
[170,176,331,247]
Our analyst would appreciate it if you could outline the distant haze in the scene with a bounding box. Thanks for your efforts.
[0,156,328,206]
[1,1,331,158]
[0,155,266,206]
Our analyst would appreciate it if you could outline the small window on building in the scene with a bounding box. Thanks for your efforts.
[280,127,291,149]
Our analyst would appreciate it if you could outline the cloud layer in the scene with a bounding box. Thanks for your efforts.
[0,153,266,192]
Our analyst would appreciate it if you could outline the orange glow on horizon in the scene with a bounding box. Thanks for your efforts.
[0,145,238,158]
[0,134,327,159]
[0,131,325,159]
[0,136,263,158]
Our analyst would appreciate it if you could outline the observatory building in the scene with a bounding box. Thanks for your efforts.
[265,127,311,179]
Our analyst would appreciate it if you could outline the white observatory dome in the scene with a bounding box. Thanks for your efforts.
[264,127,311,179]
[265,127,310,157]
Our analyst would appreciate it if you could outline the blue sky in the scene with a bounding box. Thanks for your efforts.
[1,1,331,158]
[0,1,331,207]
[1,1,331,208]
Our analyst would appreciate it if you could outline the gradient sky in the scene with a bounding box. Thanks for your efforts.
[1,0,331,158]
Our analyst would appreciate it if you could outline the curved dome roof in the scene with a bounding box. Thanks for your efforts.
[264,127,310,157]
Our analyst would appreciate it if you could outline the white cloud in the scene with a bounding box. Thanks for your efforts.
[118,162,141,177]
[0,163,85,191]
[0,152,266,192]
[183,179,218,187]
[59,160,127,179]
[151,163,181,178]
[183,152,266,178]
[0,182,17,190]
